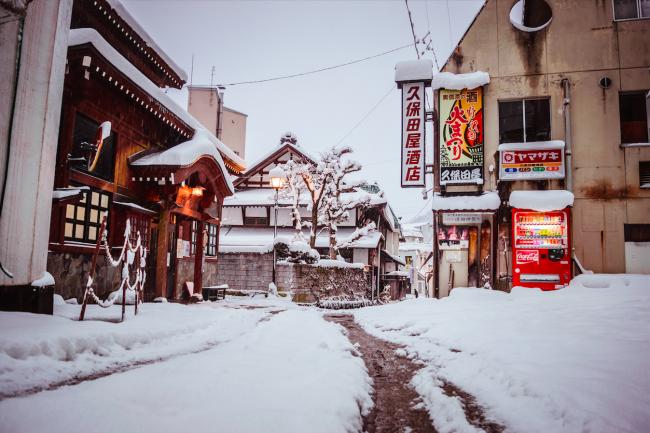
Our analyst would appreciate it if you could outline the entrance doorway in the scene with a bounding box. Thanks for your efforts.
[166,222,177,299]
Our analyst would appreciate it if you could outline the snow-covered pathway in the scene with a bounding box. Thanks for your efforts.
[0,307,373,433]
[353,274,650,433]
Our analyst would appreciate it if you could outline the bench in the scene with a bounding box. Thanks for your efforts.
[202,285,228,302]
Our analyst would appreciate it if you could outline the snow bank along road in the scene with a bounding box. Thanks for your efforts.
[353,274,650,433]
[1,273,648,433]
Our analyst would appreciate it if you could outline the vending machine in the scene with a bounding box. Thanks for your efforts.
[512,208,571,290]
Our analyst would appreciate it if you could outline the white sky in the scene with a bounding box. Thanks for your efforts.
[121,0,485,222]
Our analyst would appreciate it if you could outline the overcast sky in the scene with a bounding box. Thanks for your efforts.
[121,0,485,222]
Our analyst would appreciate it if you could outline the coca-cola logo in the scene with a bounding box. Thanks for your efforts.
[516,250,539,264]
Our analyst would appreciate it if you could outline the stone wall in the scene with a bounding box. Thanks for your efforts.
[217,252,368,304]
[216,252,274,292]
[47,252,121,302]
[174,259,219,300]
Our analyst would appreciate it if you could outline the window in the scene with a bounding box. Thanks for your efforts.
[128,215,150,249]
[206,223,218,256]
[71,113,116,182]
[191,221,198,256]
[640,161,650,189]
[619,93,649,144]
[613,0,650,20]
[65,187,110,243]
[499,99,551,144]
[244,217,268,226]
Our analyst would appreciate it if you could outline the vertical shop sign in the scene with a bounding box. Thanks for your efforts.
[401,82,426,187]
[439,88,484,184]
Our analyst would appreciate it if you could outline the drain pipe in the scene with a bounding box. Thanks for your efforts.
[562,79,572,193]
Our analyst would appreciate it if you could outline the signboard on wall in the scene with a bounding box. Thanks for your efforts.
[438,225,469,250]
[401,82,426,188]
[499,146,565,181]
[439,88,484,185]
[443,213,482,224]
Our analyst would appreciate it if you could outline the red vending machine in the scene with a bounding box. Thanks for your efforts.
[512,208,571,290]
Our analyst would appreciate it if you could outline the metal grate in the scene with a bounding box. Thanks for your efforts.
[640,161,650,189]
[71,113,115,182]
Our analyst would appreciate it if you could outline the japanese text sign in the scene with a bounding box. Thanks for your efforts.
[439,88,484,185]
[442,213,482,224]
[499,148,565,181]
[401,82,426,188]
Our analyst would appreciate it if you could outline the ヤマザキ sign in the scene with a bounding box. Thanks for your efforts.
[401,82,426,188]
[439,88,483,185]
[499,142,566,181]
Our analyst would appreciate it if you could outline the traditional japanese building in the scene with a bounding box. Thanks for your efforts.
[218,132,407,299]
[46,0,246,304]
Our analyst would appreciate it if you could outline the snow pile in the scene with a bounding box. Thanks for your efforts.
[316,260,365,269]
[395,59,433,82]
[509,190,574,211]
[432,191,500,211]
[353,274,650,433]
[0,304,267,398]
[0,310,373,433]
[31,272,54,287]
[107,289,136,305]
[431,71,490,90]
[289,241,311,255]
[53,294,66,306]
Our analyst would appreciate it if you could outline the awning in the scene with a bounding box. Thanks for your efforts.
[381,249,406,266]
[432,191,500,212]
[509,190,574,212]
[52,187,89,206]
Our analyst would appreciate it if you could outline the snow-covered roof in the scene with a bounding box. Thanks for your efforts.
[432,192,501,211]
[509,190,574,212]
[382,250,406,266]
[219,227,382,250]
[105,0,188,83]
[238,141,314,177]
[498,141,565,151]
[223,187,387,207]
[395,59,433,82]
[132,129,234,194]
[52,186,89,200]
[399,242,433,254]
[385,271,409,277]
[113,201,158,216]
[68,29,246,172]
[431,71,490,90]
[401,224,423,238]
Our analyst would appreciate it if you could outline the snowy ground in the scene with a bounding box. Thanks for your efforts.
[1,275,648,433]
[354,274,650,433]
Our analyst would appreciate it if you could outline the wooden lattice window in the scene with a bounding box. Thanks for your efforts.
[206,223,218,256]
[128,215,150,249]
[65,187,110,244]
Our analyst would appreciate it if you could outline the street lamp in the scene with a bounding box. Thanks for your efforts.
[269,167,286,284]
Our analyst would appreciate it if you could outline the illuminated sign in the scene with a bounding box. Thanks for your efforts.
[401,82,426,188]
[439,88,483,185]
[499,146,565,181]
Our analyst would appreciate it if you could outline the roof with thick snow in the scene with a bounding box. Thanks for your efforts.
[68,28,246,173]
[219,226,382,251]
[399,242,433,254]
[509,190,574,212]
[431,71,490,90]
[132,129,234,194]
[104,0,188,83]
[432,192,501,212]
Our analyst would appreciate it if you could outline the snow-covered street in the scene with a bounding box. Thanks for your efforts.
[1,275,649,433]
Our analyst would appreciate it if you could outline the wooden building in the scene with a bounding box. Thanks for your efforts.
[47,0,246,303]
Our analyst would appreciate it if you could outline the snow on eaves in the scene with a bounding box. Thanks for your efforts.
[132,129,234,194]
[431,71,490,90]
[223,187,387,207]
[498,140,565,151]
[239,142,314,177]
[382,250,406,266]
[395,59,433,82]
[510,190,574,212]
[105,0,188,82]
[68,29,246,172]
[432,191,500,211]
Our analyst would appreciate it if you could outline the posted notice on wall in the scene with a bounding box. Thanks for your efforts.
[401,82,426,188]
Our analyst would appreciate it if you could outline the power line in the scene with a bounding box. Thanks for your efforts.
[404,0,420,59]
[335,85,396,148]
[215,45,411,87]
[423,0,440,72]
[447,0,454,50]
[406,195,433,223]
[363,158,399,167]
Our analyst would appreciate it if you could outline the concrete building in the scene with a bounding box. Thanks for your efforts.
[187,86,248,159]
[398,0,649,298]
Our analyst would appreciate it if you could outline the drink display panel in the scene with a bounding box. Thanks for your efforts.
[512,208,571,291]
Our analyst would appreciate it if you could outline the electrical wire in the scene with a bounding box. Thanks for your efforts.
[447,0,454,50]
[406,192,434,223]
[334,85,395,148]
[363,158,399,167]
[424,0,440,72]
[404,0,420,59]
[216,45,412,87]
